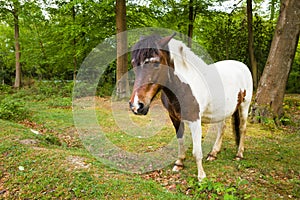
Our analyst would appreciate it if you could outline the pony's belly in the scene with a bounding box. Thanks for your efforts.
[201,114,231,124]
[201,105,235,124]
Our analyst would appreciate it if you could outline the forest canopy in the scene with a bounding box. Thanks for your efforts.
[0,0,299,93]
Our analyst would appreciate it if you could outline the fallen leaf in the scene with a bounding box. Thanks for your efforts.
[30,129,40,135]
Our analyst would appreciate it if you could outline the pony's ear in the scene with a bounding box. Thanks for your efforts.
[156,33,176,48]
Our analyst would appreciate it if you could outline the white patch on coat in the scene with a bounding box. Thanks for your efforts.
[168,39,253,123]
[131,92,140,113]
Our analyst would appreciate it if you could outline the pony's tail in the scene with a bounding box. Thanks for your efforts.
[232,110,241,146]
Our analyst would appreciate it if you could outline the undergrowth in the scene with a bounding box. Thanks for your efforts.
[0,96,30,121]
[0,81,73,122]
[187,177,250,199]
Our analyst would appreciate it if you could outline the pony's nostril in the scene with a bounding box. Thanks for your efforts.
[138,102,144,109]
[129,100,147,115]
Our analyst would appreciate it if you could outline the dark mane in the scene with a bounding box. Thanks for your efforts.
[131,34,170,65]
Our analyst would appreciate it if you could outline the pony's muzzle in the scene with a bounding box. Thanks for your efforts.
[129,102,149,115]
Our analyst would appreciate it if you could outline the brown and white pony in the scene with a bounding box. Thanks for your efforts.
[129,34,253,181]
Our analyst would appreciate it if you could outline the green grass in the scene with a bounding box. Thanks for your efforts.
[0,88,299,199]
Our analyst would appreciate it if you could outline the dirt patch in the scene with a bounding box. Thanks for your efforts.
[95,96,113,111]
[19,139,39,145]
[66,155,90,171]
[60,128,83,148]
[20,119,83,148]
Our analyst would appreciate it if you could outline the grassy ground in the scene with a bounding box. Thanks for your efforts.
[0,86,299,199]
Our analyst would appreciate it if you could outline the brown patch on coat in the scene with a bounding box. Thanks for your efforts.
[161,68,200,122]
[179,46,183,54]
[159,51,200,122]
[178,45,188,68]
[236,89,246,109]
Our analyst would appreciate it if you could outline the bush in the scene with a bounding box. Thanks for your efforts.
[10,81,74,101]
[34,81,73,98]
[0,84,13,94]
[0,96,30,121]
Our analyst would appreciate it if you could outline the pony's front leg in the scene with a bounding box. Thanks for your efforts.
[173,137,185,172]
[171,118,185,172]
[188,119,206,181]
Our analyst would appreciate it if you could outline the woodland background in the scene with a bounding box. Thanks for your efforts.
[0,0,299,94]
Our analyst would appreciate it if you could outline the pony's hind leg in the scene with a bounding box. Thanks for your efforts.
[171,117,185,172]
[232,105,248,160]
[207,120,226,161]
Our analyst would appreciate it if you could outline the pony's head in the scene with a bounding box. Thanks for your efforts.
[129,33,175,115]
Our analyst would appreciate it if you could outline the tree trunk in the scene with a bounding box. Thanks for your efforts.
[13,4,21,88]
[187,0,194,48]
[247,0,258,90]
[116,0,129,99]
[252,0,300,123]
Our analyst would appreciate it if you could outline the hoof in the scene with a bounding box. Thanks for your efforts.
[198,174,206,182]
[172,161,183,172]
[172,165,183,172]
[235,155,243,161]
[206,154,217,161]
